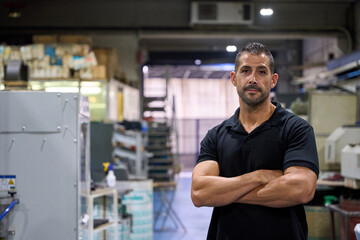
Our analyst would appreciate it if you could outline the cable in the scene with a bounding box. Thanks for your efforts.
[0,199,19,222]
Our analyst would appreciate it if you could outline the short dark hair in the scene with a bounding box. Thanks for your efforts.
[235,42,275,73]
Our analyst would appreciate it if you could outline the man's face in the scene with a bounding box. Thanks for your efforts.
[230,52,278,107]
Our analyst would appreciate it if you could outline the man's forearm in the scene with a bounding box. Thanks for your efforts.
[191,161,283,207]
[191,173,265,207]
[234,167,317,208]
[234,185,301,208]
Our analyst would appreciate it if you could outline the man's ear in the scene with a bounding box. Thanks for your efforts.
[230,71,237,86]
[271,73,279,88]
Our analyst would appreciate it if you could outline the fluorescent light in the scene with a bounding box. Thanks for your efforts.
[81,81,101,87]
[260,8,273,16]
[31,85,43,91]
[45,86,101,94]
[81,87,101,95]
[226,45,237,52]
[45,87,79,93]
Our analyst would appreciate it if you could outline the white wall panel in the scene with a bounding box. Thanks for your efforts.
[169,78,238,119]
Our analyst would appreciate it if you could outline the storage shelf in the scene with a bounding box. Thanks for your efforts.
[143,95,175,182]
[112,123,148,179]
[146,145,172,151]
[93,221,116,233]
[148,132,171,137]
[113,133,138,146]
[149,158,174,164]
[144,107,165,111]
[148,138,170,143]
[144,97,167,103]
[148,165,173,170]
[148,172,171,177]
[151,151,173,156]
[89,188,118,198]
[88,188,118,239]
[113,148,137,160]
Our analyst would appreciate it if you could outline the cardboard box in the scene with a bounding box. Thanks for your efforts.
[305,206,341,239]
[58,35,93,46]
[91,65,106,79]
[93,48,119,78]
[33,35,58,44]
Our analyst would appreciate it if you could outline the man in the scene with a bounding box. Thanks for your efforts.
[191,42,319,240]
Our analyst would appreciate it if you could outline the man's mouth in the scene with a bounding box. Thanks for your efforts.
[244,85,261,93]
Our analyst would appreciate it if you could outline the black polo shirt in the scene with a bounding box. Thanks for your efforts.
[197,101,319,240]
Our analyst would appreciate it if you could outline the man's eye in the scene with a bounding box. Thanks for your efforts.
[241,69,249,73]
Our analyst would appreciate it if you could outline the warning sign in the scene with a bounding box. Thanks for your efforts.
[0,175,16,192]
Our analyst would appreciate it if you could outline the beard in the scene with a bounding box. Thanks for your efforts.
[238,85,270,106]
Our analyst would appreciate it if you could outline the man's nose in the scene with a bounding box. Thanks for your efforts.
[249,73,258,85]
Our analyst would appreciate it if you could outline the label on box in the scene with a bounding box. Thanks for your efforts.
[0,175,16,192]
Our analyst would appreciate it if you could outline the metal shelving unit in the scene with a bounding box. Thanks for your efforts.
[146,121,175,182]
[143,72,178,182]
[86,188,118,240]
[112,123,148,179]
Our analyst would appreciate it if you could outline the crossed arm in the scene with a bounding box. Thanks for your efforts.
[191,160,317,208]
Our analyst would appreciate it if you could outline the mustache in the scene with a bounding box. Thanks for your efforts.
[243,85,262,92]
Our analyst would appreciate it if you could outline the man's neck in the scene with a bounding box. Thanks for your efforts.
[238,100,276,133]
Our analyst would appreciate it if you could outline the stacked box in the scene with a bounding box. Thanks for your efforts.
[58,35,93,47]
[93,48,119,79]
[33,34,93,47]
[1,42,108,80]
[32,34,58,44]
[91,65,107,79]
[305,206,341,240]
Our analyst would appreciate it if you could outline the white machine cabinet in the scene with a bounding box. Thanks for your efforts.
[325,126,360,164]
[341,144,360,180]
[0,91,91,240]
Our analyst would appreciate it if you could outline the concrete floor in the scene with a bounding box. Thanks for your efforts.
[153,171,213,240]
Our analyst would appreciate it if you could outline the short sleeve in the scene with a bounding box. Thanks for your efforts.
[197,128,218,164]
[283,120,319,177]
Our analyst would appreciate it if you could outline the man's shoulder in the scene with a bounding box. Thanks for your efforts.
[212,112,238,132]
[276,103,311,128]
[283,110,311,127]
[207,119,230,135]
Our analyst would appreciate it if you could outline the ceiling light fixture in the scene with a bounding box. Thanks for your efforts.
[260,8,273,16]
[5,2,25,18]
[8,10,21,18]
[226,45,237,52]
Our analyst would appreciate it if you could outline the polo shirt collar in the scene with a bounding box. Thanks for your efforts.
[225,101,286,132]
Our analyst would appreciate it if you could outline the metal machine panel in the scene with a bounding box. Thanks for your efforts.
[309,91,357,135]
[0,92,90,240]
[341,144,360,180]
[309,91,357,170]
[325,126,360,164]
[1,132,78,239]
[0,91,62,133]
